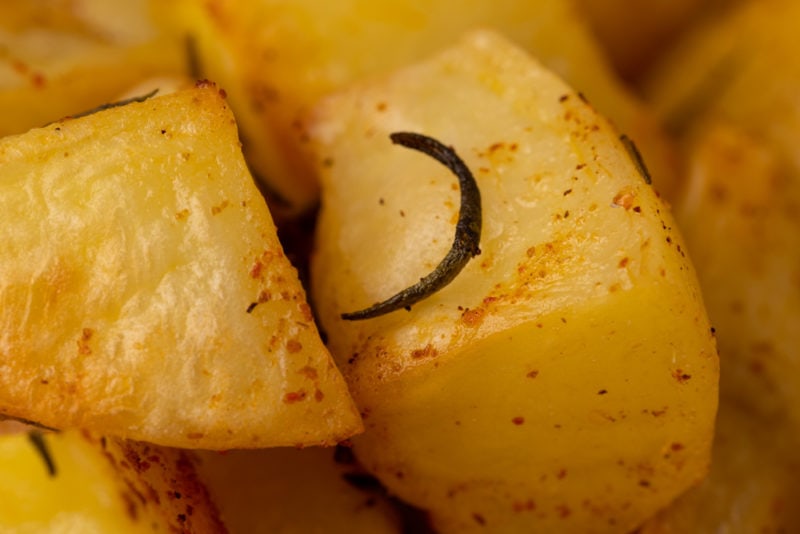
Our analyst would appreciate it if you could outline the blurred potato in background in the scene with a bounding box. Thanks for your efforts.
[576,0,739,80]
[197,446,406,534]
[0,0,189,137]
[637,0,800,530]
[159,0,680,211]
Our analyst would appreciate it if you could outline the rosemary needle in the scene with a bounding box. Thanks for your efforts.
[28,430,57,477]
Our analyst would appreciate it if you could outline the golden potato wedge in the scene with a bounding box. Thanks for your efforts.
[162,0,679,211]
[308,31,718,533]
[197,446,404,533]
[0,427,226,533]
[0,83,362,449]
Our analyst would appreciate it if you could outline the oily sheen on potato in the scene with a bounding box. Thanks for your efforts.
[308,31,719,533]
[0,83,362,449]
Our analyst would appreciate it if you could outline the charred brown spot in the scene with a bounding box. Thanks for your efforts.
[411,344,438,359]
[286,339,303,353]
[211,200,229,215]
[284,391,307,403]
[513,499,536,512]
[77,327,94,355]
[672,369,692,383]
[298,302,314,322]
[613,190,636,210]
[460,307,485,328]
[299,366,318,380]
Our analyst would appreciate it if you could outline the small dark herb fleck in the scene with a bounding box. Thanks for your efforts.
[619,134,652,185]
[341,132,482,320]
[246,302,258,314]
[68,89,159,120]
[28,431,57,477]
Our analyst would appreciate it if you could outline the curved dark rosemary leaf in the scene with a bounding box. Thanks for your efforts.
[341,132,482,321]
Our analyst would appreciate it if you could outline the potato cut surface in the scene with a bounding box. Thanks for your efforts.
[308,31,718,533]
[0,84,362,449]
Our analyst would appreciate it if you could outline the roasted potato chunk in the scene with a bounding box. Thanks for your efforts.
[162,0,679,211]
[0,84,362,449]
[308,31,718,533]
[0,426,226,532]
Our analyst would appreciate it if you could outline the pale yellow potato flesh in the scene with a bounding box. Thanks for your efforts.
[161,0,679,211]
[308,31,718,533]
[197,446,403,533]
[0,84,362,449]
[0,426,226,533]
